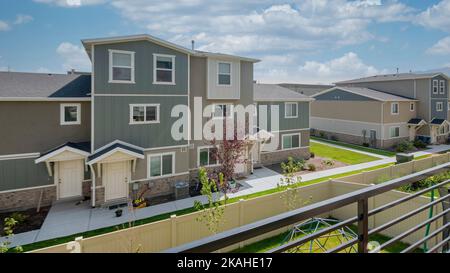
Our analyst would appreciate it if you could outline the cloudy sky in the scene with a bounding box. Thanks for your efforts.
[1,0,450,84]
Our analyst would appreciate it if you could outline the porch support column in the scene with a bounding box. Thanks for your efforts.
[90,164,96,208]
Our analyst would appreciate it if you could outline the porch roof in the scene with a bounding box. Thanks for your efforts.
[35,142,91,164]
[407,119,427,126]
[87,142,144,165]
[430,119,449,126]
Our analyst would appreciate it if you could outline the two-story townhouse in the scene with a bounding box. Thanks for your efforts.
[335,73,450,145]
[254,84,313,165]
[311,86,418,149]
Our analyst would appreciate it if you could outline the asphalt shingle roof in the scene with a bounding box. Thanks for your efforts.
[88,143,144,162]
[39,142,91,158]
[0,72,91,98]
[254,83,314,102]
[430,119,447,126]
[336,73,447,84]
[315,86,416,102]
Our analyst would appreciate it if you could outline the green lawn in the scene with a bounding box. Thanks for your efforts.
[231,223,415,253]
[311,136,397,157]
[310,142,379,165]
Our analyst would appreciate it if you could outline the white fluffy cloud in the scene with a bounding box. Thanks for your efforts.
[256,52,386,84]
[427,36,450,55]
[56,42,91,71]
[0,20,10,31]
[417,0,450,31]
[33,0,106,7]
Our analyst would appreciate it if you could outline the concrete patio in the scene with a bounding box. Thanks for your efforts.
[3,142,450,248]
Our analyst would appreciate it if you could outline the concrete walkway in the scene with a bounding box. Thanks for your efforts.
[3,143,450,248]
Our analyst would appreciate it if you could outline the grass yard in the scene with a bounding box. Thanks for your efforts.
[231,223,416,253]
[311,136,397,157]
[310,142,379,165]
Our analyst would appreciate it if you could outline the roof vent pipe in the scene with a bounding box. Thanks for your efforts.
[191,40,195,50]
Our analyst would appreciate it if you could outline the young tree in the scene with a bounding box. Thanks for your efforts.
[277,157,310,211]
[0,217,23,253]
[194,167,226,234]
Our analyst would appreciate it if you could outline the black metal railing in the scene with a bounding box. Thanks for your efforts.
[164,162,450,253]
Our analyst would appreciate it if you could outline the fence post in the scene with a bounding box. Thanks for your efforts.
[66,236,83,253]
[171,214,177,248]
[239,199,245,248]
[357,199,369,253]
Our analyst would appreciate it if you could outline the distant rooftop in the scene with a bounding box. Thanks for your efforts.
[254,83,314,102]
[278,83,334,97]
[336,72,448,85]
[313,86,417,102]
[0,71,91,99]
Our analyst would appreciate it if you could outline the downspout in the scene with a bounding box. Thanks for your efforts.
[90,164,96,208]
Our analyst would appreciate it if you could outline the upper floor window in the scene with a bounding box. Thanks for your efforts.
[285,102,298,118]
[433,80,439,94]
[440,80,446,94]
[60,103,81,125]
[153,54,175,85]
[109,50,135,83]
[410,102,415,112]
[436,102,444,112]
[217,62,231,86]
[149,152,174,178]
[391,102,399,115]
[213,104,233,119]
[130,104,160,124]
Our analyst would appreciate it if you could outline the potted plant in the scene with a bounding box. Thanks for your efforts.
[229,178,237,189]
[115,209,123,217]
[132,197,147,209]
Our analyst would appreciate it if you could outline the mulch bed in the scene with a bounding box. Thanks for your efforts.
[0,206,51,236]
[266,156,347,176]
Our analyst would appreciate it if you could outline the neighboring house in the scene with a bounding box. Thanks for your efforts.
[278,83,334,97]
[254,84,313,165]
[311,86,418,149]
[311,72,450,148]
[0,34,311,212]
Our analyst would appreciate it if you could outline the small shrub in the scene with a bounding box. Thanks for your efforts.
[310,152,315,158]
[362,142,370,147]
[321,159,335,167]
[413,139,427,149]
[330,135,339,141]
[395,141,415,153]
[307,163,316,172]
[319,132,326,139]
[9,212,28,224]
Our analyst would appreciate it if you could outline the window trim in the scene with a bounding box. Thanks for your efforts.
[197,145,221,167]
[448,102,450,111]
[282,133,301,150]
[284,102,299,119]
[390,102,399,115]
[410,102,415,112]
[129,104,160,125]
[217,61,232,87]
[153,53,176,85]
[440,80,446,94]
[60,103,81,125]
[433,80,439,94]
[389,126,400,139]
[436,101,444,112]
[108,49,135,84]
[147,152,175,179]
[212,103,234,119]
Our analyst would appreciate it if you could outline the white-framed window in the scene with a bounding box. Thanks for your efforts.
[148,152,175,178]
[440,80,446,94]
[439,125,447,135]
[213,104,233,119]
[217,62,232,86]
[109,49,135,83]
[391,102,399,115]
[198,146,220,167]
[389,126,400,138]
[410,102,415,112]
[285,102,298,118]
[60,103,81,125]
[153,54,175,85]
[433,80,439,94]
[436,102,444,112]
[129,104,160,124]
[282,133,301,150]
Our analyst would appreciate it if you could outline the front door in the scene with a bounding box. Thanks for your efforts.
[58,160,84,199]
[104,161,130,201]
[369,130,377,147]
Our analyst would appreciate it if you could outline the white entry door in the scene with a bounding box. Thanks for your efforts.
[104,161,130,201]
[58,160,84,199]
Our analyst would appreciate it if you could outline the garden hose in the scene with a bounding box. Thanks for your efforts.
[423,190,435,252]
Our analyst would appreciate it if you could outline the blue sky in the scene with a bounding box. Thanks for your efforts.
[1,0,450,84]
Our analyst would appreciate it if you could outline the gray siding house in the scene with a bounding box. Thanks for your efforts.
[0,34,313,212]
